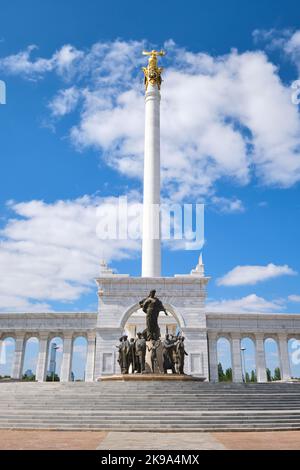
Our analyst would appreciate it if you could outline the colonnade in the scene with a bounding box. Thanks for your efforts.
[0,331,96,382]
[208,332,294,383]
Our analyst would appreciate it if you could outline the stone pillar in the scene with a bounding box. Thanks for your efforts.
[278,333,291,381]
[36,334,49,382]
[208,333,218,382]
[85,332,96,382]
[11,333,26,379]
[142,82,161,277]
[0,337,4,365]
[231,334,243,383]
[60,333,73,382]
[182,328,209,379]
[255,333,267,383]
[94,329,123,378]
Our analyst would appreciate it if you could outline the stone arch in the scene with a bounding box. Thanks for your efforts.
[264,336,281,381]
[216,336,233,382]
[241,336,257,382]
[22,336,39,379]
[119,302,186,330]
[288,337,300,379]
[71,335,88,381]
[46,336,64,381]
[0,336,16,378]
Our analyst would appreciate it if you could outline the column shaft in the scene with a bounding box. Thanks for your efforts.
[142,84,161,277]
[0,337,4,365]
[11,334,26,379]
[61,334,73,382]
[278,334,291,381]
[36,334,49,382]
[208,335,218,382]
[231,335,243,383]
[255,334,267,383]
[85,333,96,382]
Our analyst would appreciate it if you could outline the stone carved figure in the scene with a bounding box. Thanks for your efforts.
[139,290,168,341]
[175,336,188,375]
[147,340,161,374]
[135,332,147,373]
[116,335,131,374]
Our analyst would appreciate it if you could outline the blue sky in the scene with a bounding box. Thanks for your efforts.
[1,0,300,378]
[0,0,300,314]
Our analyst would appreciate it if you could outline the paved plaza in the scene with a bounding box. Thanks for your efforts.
[0,431,300,450]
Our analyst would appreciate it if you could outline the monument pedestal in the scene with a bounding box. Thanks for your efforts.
[145,340,163,374]
[98,374,206,382]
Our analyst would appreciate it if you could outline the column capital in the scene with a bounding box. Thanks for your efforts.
[277,332,288,341]
[15,331,26,340]
[208,332,218,341]
[255,333,265,341]
[38,332,49,341]
[231,332,241,340]
[87,331,96,341]
[63,332,74,341]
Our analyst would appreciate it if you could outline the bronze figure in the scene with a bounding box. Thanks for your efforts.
[116,335,131,374]
[139,290,168,341]
[135,332,147,373]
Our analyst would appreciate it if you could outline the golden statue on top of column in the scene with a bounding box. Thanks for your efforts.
[142,50,165,90]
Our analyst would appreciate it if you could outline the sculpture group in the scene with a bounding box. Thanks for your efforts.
[116,290,188,375]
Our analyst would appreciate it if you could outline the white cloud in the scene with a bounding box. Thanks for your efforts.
[49,87,81,117]
[284,31,300,73]
[217,263,297,286]
[208,294,285,313]
[288,295,300,303]
[211,196,245,213]
[253,28,300,75]
[0,44,83,80]
[0,195,140,312]
[71,42,300,195]
[2,39,300,199]
[0,45,53,78]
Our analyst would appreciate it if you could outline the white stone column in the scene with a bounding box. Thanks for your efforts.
[255,333,267,383]
[36,334,49,382]
[11,333,26,379]
[0,337,4,365]
[208,333,218,382]
[231,334,243,383]
[142,82,161,277]
[60,333,73,382]
[85,332,96,382]
[278,333,291,381]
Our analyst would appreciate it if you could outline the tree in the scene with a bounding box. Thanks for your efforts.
[22,374,36,382]
[266,368,272,382]
[218,362,225,382]
[225,367,232,382]
[273,367,281,381]
[245,372,250,383]
[46,373,60,382]
[250,370,257,382]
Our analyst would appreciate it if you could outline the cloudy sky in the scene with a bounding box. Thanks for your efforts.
[0,0,300,321]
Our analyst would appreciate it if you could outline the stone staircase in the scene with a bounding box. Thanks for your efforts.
[1,381,300,431]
